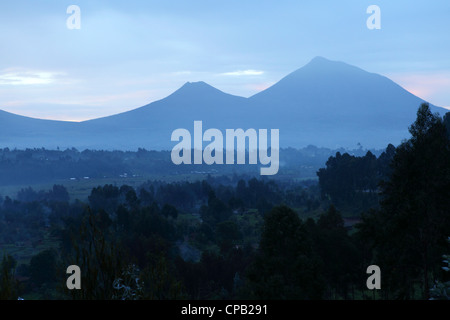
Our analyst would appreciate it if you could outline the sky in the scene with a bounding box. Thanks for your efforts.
[1,0,449,121]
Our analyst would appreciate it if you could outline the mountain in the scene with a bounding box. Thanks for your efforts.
[248,56,446,148]
[0,109,78,149]
[77,81,249,150]
[0,57,448,150]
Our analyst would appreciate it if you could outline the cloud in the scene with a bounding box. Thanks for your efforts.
[388,72,450,109]
[245,82,275,92]
[390,73,450,93]
[220,70,264,76]
[0,69,64,86]
[44,90,154,107]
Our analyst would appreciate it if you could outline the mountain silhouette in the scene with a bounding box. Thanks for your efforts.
[0,57,447,150]
[247,56,445,148]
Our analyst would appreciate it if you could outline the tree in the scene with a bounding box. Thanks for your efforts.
[200,192,231,225]
[161,204,178,219]
[359,103,450,299]
[141,255,185,300]
[49,185,70,202]
[429,237,450,300]
[88,185,120,213]
[29,249,58,286]
[244,205,324,299]
[68,210,125,299]
[0,255,19,300]
[116,205,131,230]
[312,205,359,299]
[444,112,450,138]
[216,220,242,252]
[317,149,391,211]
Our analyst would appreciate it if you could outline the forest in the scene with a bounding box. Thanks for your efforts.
[0,103,449,300]
[0,144,380,186]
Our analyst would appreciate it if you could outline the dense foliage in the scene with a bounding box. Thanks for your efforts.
[0,103,449,300]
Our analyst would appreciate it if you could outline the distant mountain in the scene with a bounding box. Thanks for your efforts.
[0,57,448,150]
[248,56,446,148]
[0,109,78,149]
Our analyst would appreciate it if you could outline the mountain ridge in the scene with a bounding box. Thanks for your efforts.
[0,57,448,150]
